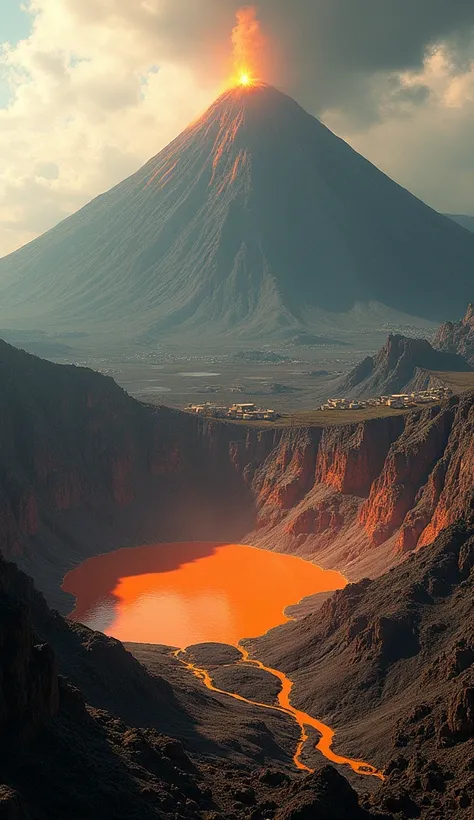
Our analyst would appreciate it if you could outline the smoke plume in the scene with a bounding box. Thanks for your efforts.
[232,7,266,80]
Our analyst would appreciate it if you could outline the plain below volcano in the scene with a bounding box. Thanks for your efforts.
[1,84,474,344]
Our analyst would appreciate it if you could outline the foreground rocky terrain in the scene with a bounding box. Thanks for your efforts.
[252,524,474,818]
[1,512,472,817]
[0,548,393,819]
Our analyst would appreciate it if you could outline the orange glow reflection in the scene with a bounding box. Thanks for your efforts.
[63,542,346,647]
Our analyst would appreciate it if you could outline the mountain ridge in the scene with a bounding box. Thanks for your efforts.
[434,303,474,366]
[339,333,473,398]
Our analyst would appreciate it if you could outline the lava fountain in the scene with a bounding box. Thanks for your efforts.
[231,6,266,87]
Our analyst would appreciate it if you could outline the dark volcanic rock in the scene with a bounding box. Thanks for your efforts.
[274,767,371,820]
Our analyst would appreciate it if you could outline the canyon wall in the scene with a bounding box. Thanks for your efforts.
[0,340,473,603]
[210,395,473,577]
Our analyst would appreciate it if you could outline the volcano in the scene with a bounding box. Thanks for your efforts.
[1,83,473,342]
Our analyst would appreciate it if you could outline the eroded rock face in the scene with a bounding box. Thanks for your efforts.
[340,332,472,398]
[434,303,474,365]
[360,405,455,546]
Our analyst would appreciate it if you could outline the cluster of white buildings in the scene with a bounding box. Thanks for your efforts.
[187,402,279,421]
[320,386,453,412]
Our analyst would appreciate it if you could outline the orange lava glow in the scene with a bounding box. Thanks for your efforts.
[230,6,265,88]
[63,542,383,780]
[175,646,384,781]
[63,542,345,647]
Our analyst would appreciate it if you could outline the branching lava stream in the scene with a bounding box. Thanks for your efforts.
[174,645,384,781]
[64,541,383,780]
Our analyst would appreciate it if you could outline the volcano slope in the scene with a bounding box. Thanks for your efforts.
[251,523,474,819]
[1,85,474,342]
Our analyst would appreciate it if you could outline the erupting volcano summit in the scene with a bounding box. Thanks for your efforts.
[1,83,473,341]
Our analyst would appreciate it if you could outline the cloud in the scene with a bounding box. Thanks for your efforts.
[0,1,474,257]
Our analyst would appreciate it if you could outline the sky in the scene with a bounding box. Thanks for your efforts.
[1,0,474,258]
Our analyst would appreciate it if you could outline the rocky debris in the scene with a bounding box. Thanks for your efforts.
[259,770,291,788]
[434,303,474,365]
[274,767,378,820]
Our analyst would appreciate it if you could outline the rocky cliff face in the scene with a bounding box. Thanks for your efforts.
[338,333,472,398]
[222,395,473,578]
[0,340,256,606]
[434,303,474,366]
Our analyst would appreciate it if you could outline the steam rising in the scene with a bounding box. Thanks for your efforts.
[232,6,266,84]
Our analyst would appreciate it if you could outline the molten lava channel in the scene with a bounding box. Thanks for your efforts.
[63,542,384,780]
[174,645,383,780]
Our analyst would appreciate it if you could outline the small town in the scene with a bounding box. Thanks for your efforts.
[186,402,280,421]
[319,386,454,411]
[185,386,454,421]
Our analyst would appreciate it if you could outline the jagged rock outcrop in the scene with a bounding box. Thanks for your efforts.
[359,404,456,547]
[339,333,472,398]
[434,303,474,366]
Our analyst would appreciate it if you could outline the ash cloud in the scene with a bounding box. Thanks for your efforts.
[153,1,474,117]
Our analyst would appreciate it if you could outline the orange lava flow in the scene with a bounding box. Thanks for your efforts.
[174,645,384,781]
[63,541,383,780]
